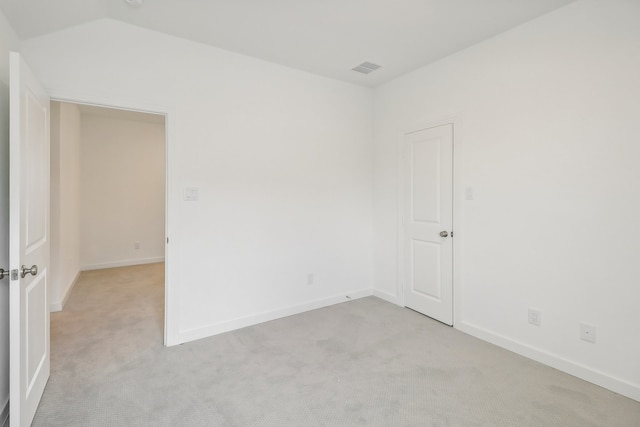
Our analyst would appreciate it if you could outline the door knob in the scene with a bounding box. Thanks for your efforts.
[439,231,449,238]
[0,268,7,280]
[20,265,38,278]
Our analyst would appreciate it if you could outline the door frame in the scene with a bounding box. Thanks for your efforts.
[47,89,179,346]
[396,115,464,327]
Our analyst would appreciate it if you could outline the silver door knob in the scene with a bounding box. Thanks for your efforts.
[439,231,449,238]
[0,268,7,280]
[20,265,38,278]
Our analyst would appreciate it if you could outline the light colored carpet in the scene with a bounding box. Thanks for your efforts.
[32,263,640,427]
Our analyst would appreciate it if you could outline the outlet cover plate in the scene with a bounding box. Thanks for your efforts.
[580,323,596,343]
[528,308,541,326]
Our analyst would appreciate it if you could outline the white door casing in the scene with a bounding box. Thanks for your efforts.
[9,52,51,427]
[401,123,453,325]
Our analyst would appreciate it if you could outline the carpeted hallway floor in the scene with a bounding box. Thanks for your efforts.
[32,263,640,426]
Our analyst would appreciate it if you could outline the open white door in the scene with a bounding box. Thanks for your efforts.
[9,52,50,427]
[401,123,453,325]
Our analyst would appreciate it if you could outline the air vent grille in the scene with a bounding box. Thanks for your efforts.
[352,62,381,74]
[124,0,144,8]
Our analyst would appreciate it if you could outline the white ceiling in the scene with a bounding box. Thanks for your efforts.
[0,0,576,86]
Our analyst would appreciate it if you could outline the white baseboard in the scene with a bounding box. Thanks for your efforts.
[49,270,81,312]
[81,257,165,271]
[373,289,400,305]
[179,288,374,344]
[457,321,640,403]
[1,397,9,427]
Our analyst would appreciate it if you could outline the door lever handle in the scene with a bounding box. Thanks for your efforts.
[20,265,38,278]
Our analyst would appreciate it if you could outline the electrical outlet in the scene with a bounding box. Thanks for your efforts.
[528,308,541,326]
[184,187,199,201]
[465,187,474,200]
[134,242,140,250]
[580,323,596,343]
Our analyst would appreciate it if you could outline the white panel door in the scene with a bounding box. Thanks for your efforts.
[402,123,453,325]
[9,52,51,427]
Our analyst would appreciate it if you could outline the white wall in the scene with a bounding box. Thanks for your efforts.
[21,19,374,344]
[49,101,82,311]
[0,9,19,425]
[373,0,640,401]
[7,0,640,405]
[80,112,165,270]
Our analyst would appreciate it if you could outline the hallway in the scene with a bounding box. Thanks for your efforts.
[33,263,165,426]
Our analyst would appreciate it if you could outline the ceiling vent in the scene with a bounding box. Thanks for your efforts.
[124,0,144,8]
[352,62,381,74]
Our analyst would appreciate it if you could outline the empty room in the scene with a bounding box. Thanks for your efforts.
[1,1,639,426]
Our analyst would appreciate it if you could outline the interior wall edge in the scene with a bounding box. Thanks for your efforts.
[80,257,165,272]
[49,270,81,313]
[457,321,640,403]
[0,397,8,427]
[372,289,399,305]
[179,288,374,345]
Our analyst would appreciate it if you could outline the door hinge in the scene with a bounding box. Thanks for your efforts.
[11,269,19,281]
[451,231,454,237]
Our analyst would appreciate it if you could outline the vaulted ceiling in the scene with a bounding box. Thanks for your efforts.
[0,0,576,86]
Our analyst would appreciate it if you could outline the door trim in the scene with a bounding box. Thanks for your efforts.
[396,115,463,327]
[47,89,180,346]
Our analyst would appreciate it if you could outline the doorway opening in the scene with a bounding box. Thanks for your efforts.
[49,101,168,344]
